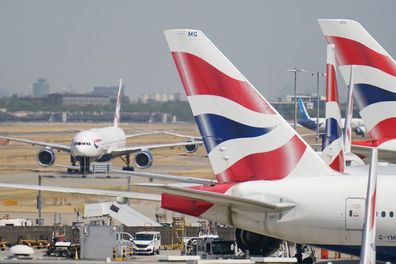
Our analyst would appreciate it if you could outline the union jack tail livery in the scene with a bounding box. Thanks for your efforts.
[318,19,396,142]
[321,44,345,172]
[113,78,123,128]
[165,29,335,183]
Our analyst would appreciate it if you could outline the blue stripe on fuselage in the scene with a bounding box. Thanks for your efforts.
[194,114,274,153]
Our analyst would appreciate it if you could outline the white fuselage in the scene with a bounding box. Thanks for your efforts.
[198,167,396,253]
[70,126,126,159]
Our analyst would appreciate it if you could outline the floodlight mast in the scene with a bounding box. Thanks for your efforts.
[287,68,308,130]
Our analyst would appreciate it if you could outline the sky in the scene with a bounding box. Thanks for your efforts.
[0,0,395,101]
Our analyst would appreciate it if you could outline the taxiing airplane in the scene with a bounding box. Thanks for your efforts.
[319,19,396,163]
[0,79,201,173]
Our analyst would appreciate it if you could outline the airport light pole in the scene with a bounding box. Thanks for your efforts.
[287,68,308,130]
[312,71,326,150]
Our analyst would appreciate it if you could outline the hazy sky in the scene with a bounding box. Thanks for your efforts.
[0,0,395,101]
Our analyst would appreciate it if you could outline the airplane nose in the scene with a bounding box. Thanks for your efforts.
[71,145,85,156]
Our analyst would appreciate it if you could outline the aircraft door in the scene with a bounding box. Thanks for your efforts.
[345,198,365,230]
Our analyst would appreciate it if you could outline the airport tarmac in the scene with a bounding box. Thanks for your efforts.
[0,248,183,263]
[0,122,359,225]
[0,122,213,225]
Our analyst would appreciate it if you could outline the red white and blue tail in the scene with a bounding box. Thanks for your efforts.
[113,78,123,128]
[321,44,345,172]
[319,19,396,141]
[165,29,335,183]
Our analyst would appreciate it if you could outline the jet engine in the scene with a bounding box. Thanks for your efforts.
[135,150,153,169]
[184,141,199,153]
[235,229,282,256]
[353,126,366,137]
[37,148,56,167]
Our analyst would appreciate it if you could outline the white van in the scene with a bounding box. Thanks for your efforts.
[132,231,161,255]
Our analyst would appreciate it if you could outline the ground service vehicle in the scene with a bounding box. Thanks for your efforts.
[132,231,160,255]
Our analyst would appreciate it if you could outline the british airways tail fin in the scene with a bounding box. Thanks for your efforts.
[321,44,345,172]
[297,97,311,120]
[319,19,396,142]
[344,66,355,153]
[113,78,123,128]
[359,148,378,264]
[165,29,335,183]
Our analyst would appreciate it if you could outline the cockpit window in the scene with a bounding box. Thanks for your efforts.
[73,142,91,146]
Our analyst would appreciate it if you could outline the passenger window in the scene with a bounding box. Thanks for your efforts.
[390,211,394,218]
[381,211,386,217]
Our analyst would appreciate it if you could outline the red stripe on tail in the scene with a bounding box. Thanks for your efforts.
[325,36,396,77]
[171,52,275,114]
[215,135,307,183]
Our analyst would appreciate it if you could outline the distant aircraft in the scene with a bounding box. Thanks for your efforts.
[0,79,201,173]
[319,19,396,163]
[297,97,366,136]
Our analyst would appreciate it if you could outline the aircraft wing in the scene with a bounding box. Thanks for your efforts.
[125,130,186,139]
[110,140,203,157]
[128,129,202,140]
[136,183,296,213]
[160,131,202,141]
[0,183,160,202]
[0,136,71,152]
[111,169,216,185]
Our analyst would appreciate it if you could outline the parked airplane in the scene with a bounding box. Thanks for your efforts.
[0,79,201,173]
[321,44,345,172]
[318,19,396,163]
[298,97,366,136]
[157,28,396,261]
[0,29,393,262]
[321,44,363,168]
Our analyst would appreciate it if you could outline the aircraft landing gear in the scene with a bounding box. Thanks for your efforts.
[67,156,79,173]
[78,156,90,176]
[120,154,134,171]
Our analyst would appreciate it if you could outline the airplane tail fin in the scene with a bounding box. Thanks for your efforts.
[321,44,345,172]
[344,66,355,153]
[297,97,311,120]
[113,78,123,128]
[165,29,335,183]
[359,148,378,264]
[318,19,396,141]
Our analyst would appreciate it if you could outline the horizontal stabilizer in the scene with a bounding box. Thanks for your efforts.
[0,183,160,202]
[135,183,295,213]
